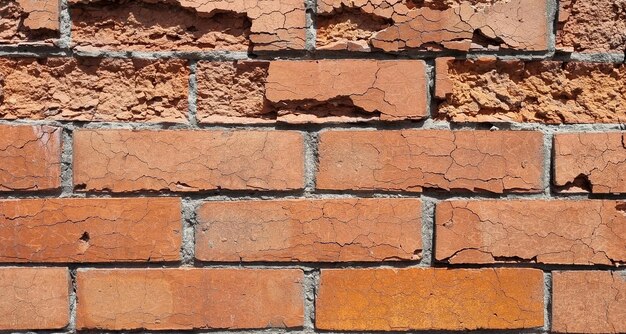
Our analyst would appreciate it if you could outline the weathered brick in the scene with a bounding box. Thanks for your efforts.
[0,0,59,44]
[0,198,181,263]
[316,268,544,331]
[0,124,61,192]
[436,200,626,266]
[554,133,626,194]
[196,198,422,262]
[317,0,548,52]
[553,271,626,334]
[70,0,306,51]
[76,268,304,330]
[196,60,427,123]
[0,267,69,330]
[317,130,543,193]
[73,130,304,192]
[436,58,626,124]
[0,57,188,122]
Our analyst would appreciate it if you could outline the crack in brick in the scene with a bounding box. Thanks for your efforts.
[0,0,59,44]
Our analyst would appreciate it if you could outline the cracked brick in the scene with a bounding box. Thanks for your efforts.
[0,124,61,192]
[316,0,548,52]
[0,267,69,330]
[196,60,427,123]
[76,268,304,330]
[196,198,422,262]
[0,198,181,263]
[435,58,626,124]
[553,271,626,333]
[73,129,304,192]
[69,0,306,51]
[316,130,543,193]
[316,268,544,331]
[0,0,59,44]
[0,57,189,123]
[554,133,626,194]
[435,200,626,266]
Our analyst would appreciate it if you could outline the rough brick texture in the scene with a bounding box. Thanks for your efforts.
[316,268,544,331]
[554,133,626,194]
[436,58,626,124]
[553,271,626,334]
[317,130,544,193]
[0,198,181,263]
[0,0,59,44]
[196,60,428,123]
[436,200,626,266]
[73,129,304,192]
[196,198,422,262]
[0,267,69,330]
[0,124,61,192]
[76,269,304,330]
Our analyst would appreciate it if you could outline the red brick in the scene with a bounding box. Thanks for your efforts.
[317,130,543,193]
[196,198,422,262]
[0,198,181,263]
[73,129,304,192]
[316,268,544,331]
[0,267,69,330]
[0,124,61,192]
[554,133,626,194]
[553,271,626,333]
[76,268,304,330]
[0,0,59,44]
[436,200,626,265]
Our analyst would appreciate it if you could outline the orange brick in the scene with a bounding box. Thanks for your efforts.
[0,198,181,263]
[317,130,543,193]
[0,267,69,330]
[196,198,422,262]
[76,268,304,330]
[316,268,544,331]
[0,0,59,44]
[73,130,304,192]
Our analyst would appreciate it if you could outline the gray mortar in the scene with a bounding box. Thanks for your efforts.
[181,198,198,266]
[543,272,553,333]
[188,60,199,126]
[303,269,319,332]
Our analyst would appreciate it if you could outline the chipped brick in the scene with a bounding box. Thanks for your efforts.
[435,58,626,124]
[69,0,306,51]
[316,268,544,331]
[436,200,626,266]
[553,271,626,334]
[0,267,69,330]
[196,198,422,262]
[0,124,61,192]
[73,129,304,192]
[0,0,59,44]
[0,198,181,263]
[316,130,543,193]
[76,268,304,330]
[316,0,548,52]
[554,133,626,194]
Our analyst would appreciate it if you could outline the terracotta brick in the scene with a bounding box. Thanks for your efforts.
[554,133,626,194]
[436,58,626,124]
[0,198,181,263]
[316,268,544,331]
[0,267,69,330]
[317,130,543,193]
[0,124,61,192]
[553,271,626,334]
[70,0,305,51]
[436,200,626,266]
[0,57,188,122]
[0,0,59,44]
[196,60,428,123]
[76,268,304,330]
[73,129,304,192]
[196,198,422,262]
[317,0,548,52]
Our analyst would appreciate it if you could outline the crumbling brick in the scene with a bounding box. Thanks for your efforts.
[0,0,59,44]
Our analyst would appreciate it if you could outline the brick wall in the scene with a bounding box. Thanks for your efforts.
[0,0,624,333]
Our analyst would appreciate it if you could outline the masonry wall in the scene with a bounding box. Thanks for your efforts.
[0,0,624,333]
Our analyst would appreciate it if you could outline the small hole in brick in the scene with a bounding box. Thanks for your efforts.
[80,232,90,243]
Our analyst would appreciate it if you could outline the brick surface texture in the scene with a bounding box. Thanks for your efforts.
[0,0,623,333]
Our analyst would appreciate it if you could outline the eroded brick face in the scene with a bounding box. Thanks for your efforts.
[436,200,626,266]
[76,269,304,330]
[70,0,306,51]
[0,0,59,44]
[196,198,422,262]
